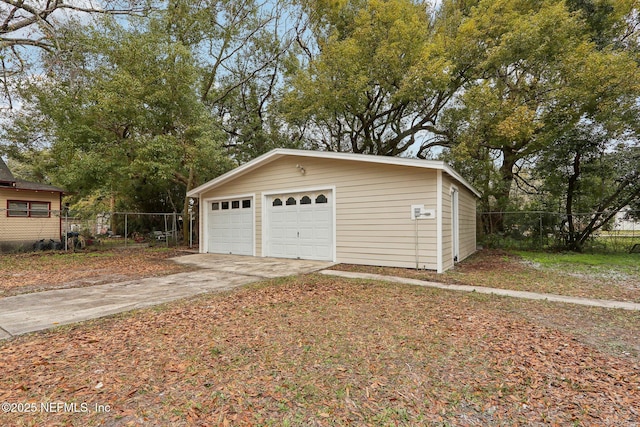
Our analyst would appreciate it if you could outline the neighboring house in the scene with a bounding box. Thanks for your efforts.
[614,207,639,232]
[0,158,65,251]
[188,149,480,273]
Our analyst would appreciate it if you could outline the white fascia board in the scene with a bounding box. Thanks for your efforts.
[187,148,481,199]
[442,165,482,199]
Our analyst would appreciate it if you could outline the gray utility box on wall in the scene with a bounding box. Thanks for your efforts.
[411,204,436,220]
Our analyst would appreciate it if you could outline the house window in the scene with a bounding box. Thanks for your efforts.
[222,201,229,210]
[232,200,240,209]
[242,199,251,209]
[8,201,27,217]
[272,198,283,207]
[300,196,311,205]
[8,201,51,218]
[286,197,297,206]
[315,194,328,204]
[212,202,220,211]
[30,202,50,217]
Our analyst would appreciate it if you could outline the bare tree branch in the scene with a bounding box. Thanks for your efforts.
[0,0,149,107]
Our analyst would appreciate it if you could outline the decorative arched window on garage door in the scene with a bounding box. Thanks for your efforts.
[300,195,311,205]
[286,197,297,205]
[315,194,328,204]
[272,198,283,206]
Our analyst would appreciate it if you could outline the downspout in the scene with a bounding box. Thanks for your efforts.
[436,170,443,273]
[59,192,63,241]
[415,212,419,269]
[199,196,204,253]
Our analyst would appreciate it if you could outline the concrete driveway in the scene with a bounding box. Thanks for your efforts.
[0,254,332,340]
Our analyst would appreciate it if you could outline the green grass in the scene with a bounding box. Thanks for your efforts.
[518,251,639,266]
[516,251,640,276]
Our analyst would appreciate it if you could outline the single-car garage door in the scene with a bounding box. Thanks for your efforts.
[266,190,333,261]
[207,198,253,255]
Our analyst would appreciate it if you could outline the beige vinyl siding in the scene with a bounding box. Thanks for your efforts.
[458,185,477,261]
[442,175,477,265]
[200,156,440,269]
[441,178,453,271]
[0,189,61,242]
[441,176,478,269]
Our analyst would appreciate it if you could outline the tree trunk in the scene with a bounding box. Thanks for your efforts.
[182,166,195,244]
[565,152,581,251]
[109,193,116,235]
[490,148,519,233]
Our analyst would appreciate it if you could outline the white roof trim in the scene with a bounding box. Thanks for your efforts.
[187,148,481,198]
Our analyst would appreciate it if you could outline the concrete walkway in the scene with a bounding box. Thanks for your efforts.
[320,270,640,311]
[0,254,331,340]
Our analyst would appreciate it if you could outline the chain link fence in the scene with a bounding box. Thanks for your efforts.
[4,205,639,253]
[0,208,197,252]
[478,209,640,253]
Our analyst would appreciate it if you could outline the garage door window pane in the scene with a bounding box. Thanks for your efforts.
[286,197,297,205]
[316,194,328,204]
[272,198,282,207]
[242,199,251,208]
[212,202,219,211]
[222,201,229,210]
[232,200,240,209]
[300,196,311,205]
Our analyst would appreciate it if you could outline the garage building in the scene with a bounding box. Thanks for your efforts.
[187,149,479,273]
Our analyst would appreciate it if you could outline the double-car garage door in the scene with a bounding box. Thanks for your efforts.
[206,190,333,261]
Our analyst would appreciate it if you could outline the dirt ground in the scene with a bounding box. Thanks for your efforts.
[0,248,638,425]
[0,275,638,426]
[331,250,640,361]
[0,247,195,297]
[2,248,638,361]
[330,249,640,302]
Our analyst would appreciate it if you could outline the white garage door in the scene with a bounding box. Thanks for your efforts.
[207,198,253,255]
[267,191,333,261]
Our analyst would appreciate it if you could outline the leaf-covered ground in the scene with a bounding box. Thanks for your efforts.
[0,249,638,425]
[0,275,638,426]
[0,248,195,297]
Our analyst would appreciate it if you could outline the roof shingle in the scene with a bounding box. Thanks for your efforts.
[0,158,64,193]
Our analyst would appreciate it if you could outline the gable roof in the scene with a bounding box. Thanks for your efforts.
[0,158,64,193]
[188,149,481,198]
[0,158,15,185]
[13,179,65,193]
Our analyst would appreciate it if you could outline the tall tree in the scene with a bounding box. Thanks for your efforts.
[283,0,472,155]
[535,126,640,251]
[3,16,232,238]
[192,0,303,161]
[437,0,640,232]
[0,0,148,108]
